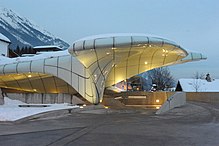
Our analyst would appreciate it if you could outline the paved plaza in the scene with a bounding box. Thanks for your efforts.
[0,101,219,146]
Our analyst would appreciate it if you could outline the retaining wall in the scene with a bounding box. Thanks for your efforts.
[186,92,219,104]
[5,93,84,104]
[112,91,175,105]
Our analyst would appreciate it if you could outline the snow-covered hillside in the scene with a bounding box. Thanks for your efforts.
[0,7,69,49]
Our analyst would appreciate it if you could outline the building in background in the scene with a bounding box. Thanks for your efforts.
[176,78,218,92]
[0,33,10,57]
[33,45,63,53]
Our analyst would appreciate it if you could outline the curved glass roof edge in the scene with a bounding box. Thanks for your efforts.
[72,34,185,52]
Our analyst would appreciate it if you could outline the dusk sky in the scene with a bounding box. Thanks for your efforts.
[1,0,219,79]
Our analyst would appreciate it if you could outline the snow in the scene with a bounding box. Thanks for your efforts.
[0,7,68,48]
[33,45,62,50]
[0,97,79,121]
[0,33,10,43]
[0,7,56,40]
[0,50,69,65]
[74,33,178,46]
[178,79,219,92]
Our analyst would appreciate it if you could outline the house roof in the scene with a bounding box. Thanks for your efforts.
[0,33,10,43]
[178,78,219,92]
[33,45,62,51]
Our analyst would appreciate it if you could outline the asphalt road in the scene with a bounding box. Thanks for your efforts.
[0,101,219,146]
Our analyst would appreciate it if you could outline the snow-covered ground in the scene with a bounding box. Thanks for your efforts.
[0,97,79,121]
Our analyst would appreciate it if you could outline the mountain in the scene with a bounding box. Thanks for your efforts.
[0,7,69,49]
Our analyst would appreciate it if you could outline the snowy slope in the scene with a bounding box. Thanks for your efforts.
[0,7,69,49]
[0,97,79,121]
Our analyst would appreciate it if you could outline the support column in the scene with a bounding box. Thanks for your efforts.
[0,88,4,105]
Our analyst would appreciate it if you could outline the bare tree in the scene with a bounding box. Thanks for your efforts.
[193,71,205,79]
[192,72,204,92]
[148,67,175,91]
[192,79,201,92]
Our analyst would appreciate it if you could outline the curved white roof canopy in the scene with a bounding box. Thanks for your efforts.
[0,33,206,104]
[69,34,204,87]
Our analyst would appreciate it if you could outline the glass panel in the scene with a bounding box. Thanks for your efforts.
[114,36,131,47]
[84,39,94,50]
[114,67,127,83]
[74,40,84,50]
[127,66,138,79]
[95,38,113,49]
[191,53,202,60]
[132,36,148,46]
[148,37,163,47]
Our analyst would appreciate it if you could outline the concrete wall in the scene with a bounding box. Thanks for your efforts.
[113,91,175,105]
[0,88,4,105]
[156,92,186,114]
[5,93,84,104]
[0,41,9,56]
[186,92,219,104]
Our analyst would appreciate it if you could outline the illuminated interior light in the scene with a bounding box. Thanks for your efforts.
[104,106,109,109]
[163,49,165,52]
[144,61,148,65]
[156,99,160,103]
[33,89,37,92]
[79,106,84,109]
[28,75,32,78]
[112,47,117,50]
[83,104,86,107]
[149,45,152,47]
[100,99,103,103]
[156,106,160,109]
[106,52,110,55]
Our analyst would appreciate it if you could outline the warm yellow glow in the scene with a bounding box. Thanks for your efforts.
[104,106,109,109]
[163,49,165,52]
[33,89,37,92]
[156,106,160,109]
[112,47,117,50]
[156,99,160,103]
[144,61,148,65]
[100,99,103,103]
[28,75,32,78]
[149,45,152,47]
[106,52,110,55]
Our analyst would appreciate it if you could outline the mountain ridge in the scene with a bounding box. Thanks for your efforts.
[0,7,69,49]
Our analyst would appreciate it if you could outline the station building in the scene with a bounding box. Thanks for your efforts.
[0,34,206,104]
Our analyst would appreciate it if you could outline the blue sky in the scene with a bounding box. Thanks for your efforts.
[1,0,219,79]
